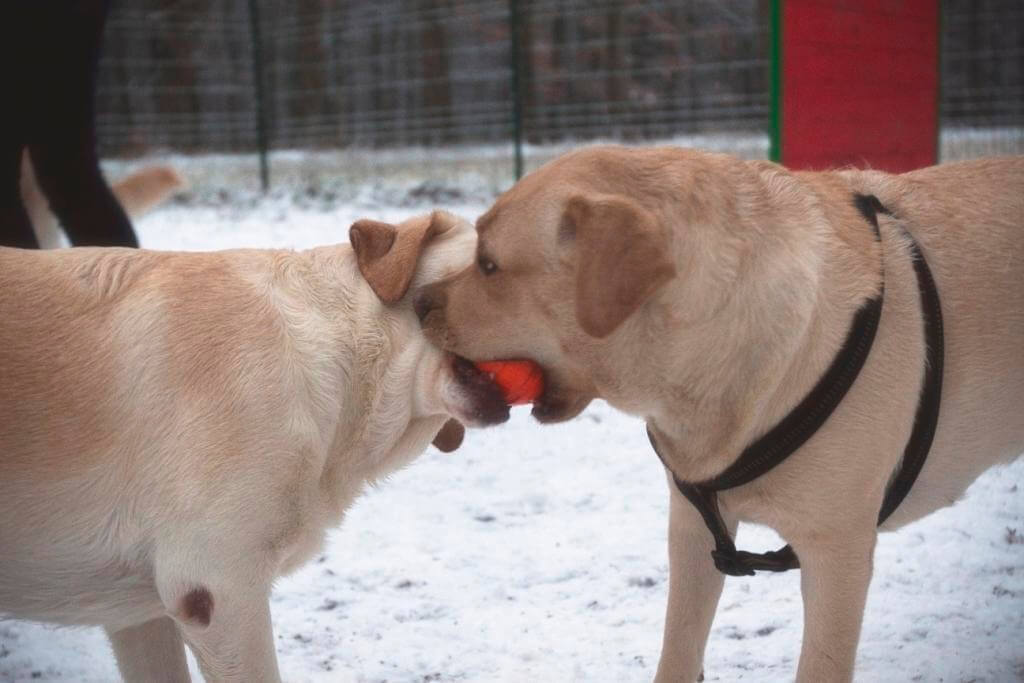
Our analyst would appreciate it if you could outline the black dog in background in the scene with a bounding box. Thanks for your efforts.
[0,0,137,249]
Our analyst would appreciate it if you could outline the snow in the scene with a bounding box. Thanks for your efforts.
[1,181,1022,682]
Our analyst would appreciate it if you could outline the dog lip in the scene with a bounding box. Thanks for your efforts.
[530,397,561,423]
[451,354,489,384]
[530,387,590,424]
[450,354,511,425]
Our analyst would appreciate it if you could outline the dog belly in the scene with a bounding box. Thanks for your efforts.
[0,479,168,629]
[881,170,1024,528]
[879,335,1024,529]
[0,562,165,631]
[883,408,1024,530]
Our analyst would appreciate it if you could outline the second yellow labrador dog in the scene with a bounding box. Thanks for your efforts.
[416,146,1024,682]
[0,211,505,682]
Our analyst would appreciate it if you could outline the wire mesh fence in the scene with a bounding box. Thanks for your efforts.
[98,1,261,154]
[95,0,1023,191]
[939,0,1024,159]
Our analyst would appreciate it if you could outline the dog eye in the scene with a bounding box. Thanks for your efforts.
[478,256,498,276]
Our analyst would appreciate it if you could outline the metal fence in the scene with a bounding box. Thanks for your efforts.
[95,0,1022,186]
[939,0,1024,159]
[941,0,1023,128]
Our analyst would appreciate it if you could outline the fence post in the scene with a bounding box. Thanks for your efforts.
[247,0,270,192]
[769,0,781,163]
[508,0,524,180]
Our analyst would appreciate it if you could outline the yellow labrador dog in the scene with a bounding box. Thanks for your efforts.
[0,211,506,682]
[416,146,1024,682]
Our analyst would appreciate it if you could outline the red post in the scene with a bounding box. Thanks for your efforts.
[778,0,939,172]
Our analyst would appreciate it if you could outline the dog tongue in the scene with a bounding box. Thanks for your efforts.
[473,360,544,405]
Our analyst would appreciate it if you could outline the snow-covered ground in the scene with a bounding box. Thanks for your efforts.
[2,151,1023,682]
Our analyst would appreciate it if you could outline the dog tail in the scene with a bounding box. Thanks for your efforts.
[111,164,188,218]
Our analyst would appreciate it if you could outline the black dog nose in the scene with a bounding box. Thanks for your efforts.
[414,284,447,324]
[413,294,435,323]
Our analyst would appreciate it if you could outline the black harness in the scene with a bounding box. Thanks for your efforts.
[647,194,944,577]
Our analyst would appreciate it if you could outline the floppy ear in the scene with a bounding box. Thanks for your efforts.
[565,194,676,338]
[431,418,465,452]
[350,212,448,304]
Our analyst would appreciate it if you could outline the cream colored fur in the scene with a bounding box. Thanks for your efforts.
[20,151,186,248]
[420,147,1024,682]
[0,211,484,682]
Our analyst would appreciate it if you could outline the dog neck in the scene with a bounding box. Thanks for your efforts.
[640,175,884,483]
[283,246,449,515]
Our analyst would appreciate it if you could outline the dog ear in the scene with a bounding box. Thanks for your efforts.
[565,195,676,338]
[431,418,465,452]
[350,212,451,304]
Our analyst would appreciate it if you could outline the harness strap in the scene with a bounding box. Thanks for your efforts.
[700,294,884,491]
[650,194,943,576]
[877,220,944,524]
[670,464,800,576]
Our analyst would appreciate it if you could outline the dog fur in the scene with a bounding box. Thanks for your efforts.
[20,151,186,248]
[0,210,501,681]
[417,146,1024,682]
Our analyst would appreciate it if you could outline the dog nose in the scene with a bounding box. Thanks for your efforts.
[414,283,447,323]
[414,294,436,323]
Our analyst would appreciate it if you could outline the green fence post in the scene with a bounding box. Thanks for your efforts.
[248,0,270,192]
[769,0,782,163]
[509,0,524,180]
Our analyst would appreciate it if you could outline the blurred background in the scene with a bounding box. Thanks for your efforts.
[95,0,1023,203]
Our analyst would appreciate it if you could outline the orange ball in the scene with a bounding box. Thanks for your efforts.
[475,359,545,405]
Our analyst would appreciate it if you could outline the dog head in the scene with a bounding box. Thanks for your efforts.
[414,146,801,425]
[414,146,691,423]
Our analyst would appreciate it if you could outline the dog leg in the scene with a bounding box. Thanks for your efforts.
[170,583,281,683]
[107,617,190,683]
[793,529,877,683]
[154,550,282,683]
[654,475,735,683]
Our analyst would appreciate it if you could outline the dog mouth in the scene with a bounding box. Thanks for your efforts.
[530,388,590,424]
[447,351,587,425]
[528,367,593,424]
[449,354,511,426]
